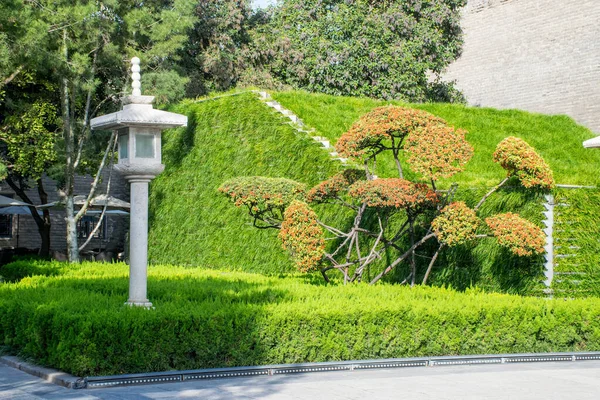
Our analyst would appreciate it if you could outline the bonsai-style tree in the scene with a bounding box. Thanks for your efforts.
[220,106,552,285]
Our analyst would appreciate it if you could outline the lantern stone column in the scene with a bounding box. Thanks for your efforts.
[90,57,187,307]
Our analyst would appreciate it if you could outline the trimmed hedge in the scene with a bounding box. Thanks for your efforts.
[1,261,600,376]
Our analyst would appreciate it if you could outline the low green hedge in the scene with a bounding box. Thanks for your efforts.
[1,261,600,377]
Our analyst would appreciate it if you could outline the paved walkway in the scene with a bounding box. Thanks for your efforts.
[2,361,600,399]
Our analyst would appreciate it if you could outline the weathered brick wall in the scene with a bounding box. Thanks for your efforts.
[0,173,129,254]
[444,0,600,134]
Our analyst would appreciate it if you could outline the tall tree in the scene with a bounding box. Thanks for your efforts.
[0,78,58,256]
[245,0,466,101]
[180,0,253,97]
[1,0,59,255]
[220,107,552,285]
[2,0,196,262]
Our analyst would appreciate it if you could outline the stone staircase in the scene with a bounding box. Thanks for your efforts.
[256,91,348,165]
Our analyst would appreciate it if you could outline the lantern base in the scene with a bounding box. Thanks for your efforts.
[125,300,153,308]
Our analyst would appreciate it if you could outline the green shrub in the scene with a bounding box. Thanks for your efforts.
[0,259,64,282]
[2,261,600,376]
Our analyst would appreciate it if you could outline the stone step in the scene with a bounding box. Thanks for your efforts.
[257,91,270,100]
[257,96,346,165]
[555,272,587,275]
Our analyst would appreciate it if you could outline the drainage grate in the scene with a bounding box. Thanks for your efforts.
[574,353,600,361]
[272,365,349,375]
[430,357,502,366]
[81,351,600,389]
[183,369,269,381]
[87,374,182,388]
[354,360,428,369]
[504,355,573,363]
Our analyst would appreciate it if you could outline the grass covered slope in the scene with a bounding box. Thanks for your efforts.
[148,93,342,271]
[273,91,600,187]
[552,188,600,297]
[147,90,596,294]
[2,261,600,376]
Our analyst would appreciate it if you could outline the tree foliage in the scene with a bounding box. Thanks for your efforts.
[493,136,554,190]
[0,0,197,261]
[219,176,306,228]
[279,200,325,272]
[245,0,467,101]
[348,179,437,211]
[306,168,364,203]
[178,0,255,96]
[405,124,473,181]
[485,213,546,257]
[336,106,447,158]
[0,69,59,256]
[431,202,479,246]
[222,106,552,283]
[2,100,57,179]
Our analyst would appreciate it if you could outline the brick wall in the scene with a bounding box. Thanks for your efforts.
[0,173,129,254]
[444,0,600,134]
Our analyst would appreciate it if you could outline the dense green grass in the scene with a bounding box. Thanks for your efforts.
[149,93,342,273]
[2,261,600,376]
[147,91,599,294]
[272,90,600,187]
[552,188,600,297]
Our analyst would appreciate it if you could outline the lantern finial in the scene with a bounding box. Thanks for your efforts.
[131,57,141,96]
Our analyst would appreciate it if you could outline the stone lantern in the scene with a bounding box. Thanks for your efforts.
[583,136,600,149]
[90,57,187,307]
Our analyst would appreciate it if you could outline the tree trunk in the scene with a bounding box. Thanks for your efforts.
[61,29,79,263]
[65,194,79,262]
[409,217,416,287]
[61,76,79,260]
[5,176,51,257]
[36,179,51,257]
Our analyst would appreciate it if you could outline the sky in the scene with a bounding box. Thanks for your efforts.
[252,0,275,9]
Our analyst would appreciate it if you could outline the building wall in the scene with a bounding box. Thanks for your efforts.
[0,173,129,254]
[444,0,600,134]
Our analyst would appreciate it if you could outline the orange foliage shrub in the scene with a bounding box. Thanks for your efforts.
[348,178,437,210]
[307,169,364,203]
[493,137,554,189]
[219,176,306,214]
[432,202,480,246]
[335,106,446,158]
[279,200,325,272]
[485,212,546,256]
[405,125,473,181]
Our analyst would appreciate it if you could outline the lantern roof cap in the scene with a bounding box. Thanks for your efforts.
[583,136,600,148]
[90,57,187,131]
[90,101,187,131]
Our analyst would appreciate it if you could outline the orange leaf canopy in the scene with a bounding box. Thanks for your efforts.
[485,212,546,256]
[493,137,554,189]
[336,106,446,158]
[432,202,480,246]
[348,178,437,209]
